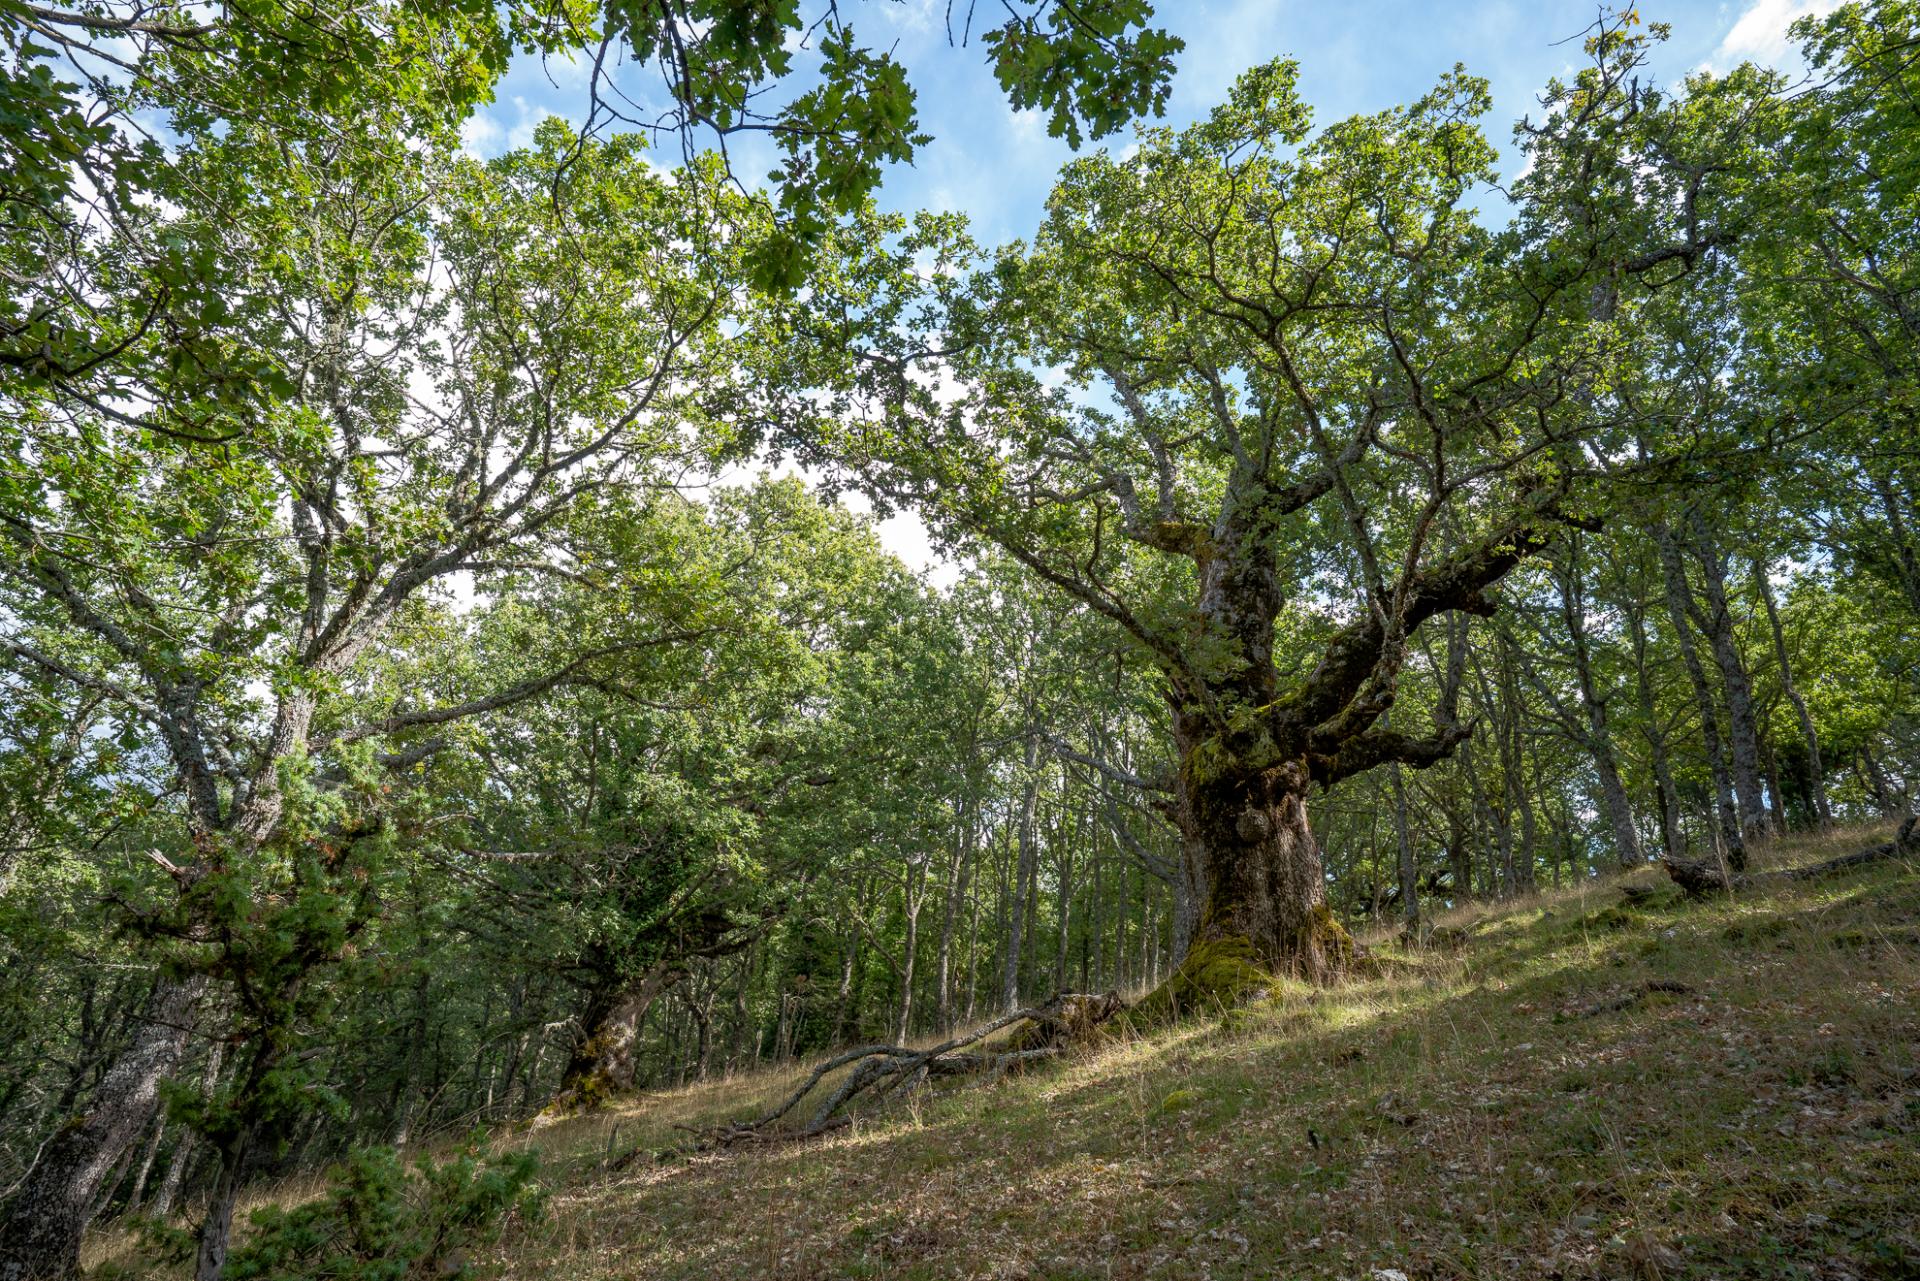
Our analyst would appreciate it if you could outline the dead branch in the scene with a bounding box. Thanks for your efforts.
[688,992,1122,1149]
[1663,815,1917,897]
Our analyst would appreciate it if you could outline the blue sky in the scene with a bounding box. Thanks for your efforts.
[456,0,1838,580]
[462,0,1837,246]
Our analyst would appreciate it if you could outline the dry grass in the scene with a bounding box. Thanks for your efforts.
[93,823,1920,1280]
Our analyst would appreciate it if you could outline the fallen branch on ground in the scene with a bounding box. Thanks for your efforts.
[678,991,1124,1151]
[1663,815,1918,897]
[1572,979,1693,1018]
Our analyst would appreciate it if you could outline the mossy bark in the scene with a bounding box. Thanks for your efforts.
[1172,745,1352,985]
[545,965,680,1115]
[1118,936,1272,1031]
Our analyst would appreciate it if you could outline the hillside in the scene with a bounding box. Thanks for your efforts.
[250,826,1919,1281]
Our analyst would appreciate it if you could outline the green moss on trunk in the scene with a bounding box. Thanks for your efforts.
[1118,936,1272,1033]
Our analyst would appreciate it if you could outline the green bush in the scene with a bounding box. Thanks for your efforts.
[223,1143,542,1281]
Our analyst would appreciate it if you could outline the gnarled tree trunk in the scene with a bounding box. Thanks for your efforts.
[1173,742,1345,981]
[550,964,682,1110]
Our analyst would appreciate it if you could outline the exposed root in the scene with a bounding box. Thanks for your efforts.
[1117,936,1273,1034]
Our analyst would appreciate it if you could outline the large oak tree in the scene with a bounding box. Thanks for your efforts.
[813,25,1757,982]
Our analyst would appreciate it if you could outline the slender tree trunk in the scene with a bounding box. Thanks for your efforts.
[895,860,923,1044]
[1626,596,1688,862]
[1512,738,1539,893]
[963,835,985,1026]
[120,1117,166,1219]
[1763,735,1789,837]
[1002,734,1041,1013]
[1445,800,1473,905]
[691,989,715,1082]
[1086,833,1104,990]
[933,794,972,1034]
[1392,765,1419,935]
[1754,559,1830,828]
[192,1121,254,1281]
[1688,512,1768,846]
[151,1039,222,1223]
[833,881,865,1046]
[1861,747,1906,817]
[0,975,204,1281]
[725,948,753,1074]
[1052,796,1080,994]
[1557,560,1644,869]
[1655,521,1746,867]
[1867,469,1920,617]
[1496,641,1539,892]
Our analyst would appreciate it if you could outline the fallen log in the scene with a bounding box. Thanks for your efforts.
[1663,815,1917,897]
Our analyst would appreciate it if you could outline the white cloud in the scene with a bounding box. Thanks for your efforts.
[458,97,563,157]
[458,113,504,156]
[506,96,558,150]
[875,510,958,589]
[1705,0,1840,70]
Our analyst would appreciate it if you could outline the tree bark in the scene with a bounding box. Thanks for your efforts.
[1174,749,1343,981]
[1392,765,1419,935]
[192,1130,250,1281]
[1002,734,1041,1014]
[552,964,681,1108]
[895,856,925,1044]
[1555,557,1644,869]
[120,1117,166,1219]
[1654,520,1746,867]
[1625,591,1688,862]
[0,974,204,1281]
[1754,559,1830,829]
[933,795,972,1034]
[151,1039,222,1222]
[1688,513,1768,845]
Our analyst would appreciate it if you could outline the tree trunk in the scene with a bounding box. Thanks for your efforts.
[0,974,204,1281]
[1052,794,1080,994]
[552,965,679,1108]
[1002,734,1041,1013]
[1085,834,1104,991]
[120,1118,166,1219]
[895,861,923,1045]
[691,989,715,1082]
[1557,558,1644,869]
[933,796,972,1034]
[1392,765,1419,935]
[1688,512,1768,846]
[1445,801,1473,905]
[1626,594,1688,862]
[1861,747,1905,817]
[1654,520,1746,867]
[1173,745,1343,980]
[192,1129,251,1281]
[1754,559,1830,828]
[151,1039,222,1222]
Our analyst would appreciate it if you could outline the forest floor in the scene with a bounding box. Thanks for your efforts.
[102,824,1920,1280]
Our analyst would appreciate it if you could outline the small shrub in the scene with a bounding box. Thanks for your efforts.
[223,1142,543,1281]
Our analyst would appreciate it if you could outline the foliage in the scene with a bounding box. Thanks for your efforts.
[222,1144,542,1281]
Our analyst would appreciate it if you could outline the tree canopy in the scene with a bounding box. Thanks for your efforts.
[2,4,1917,1279]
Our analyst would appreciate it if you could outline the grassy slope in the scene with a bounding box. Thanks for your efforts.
[100,825,1920,1280]
[505,826,1919,1281]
